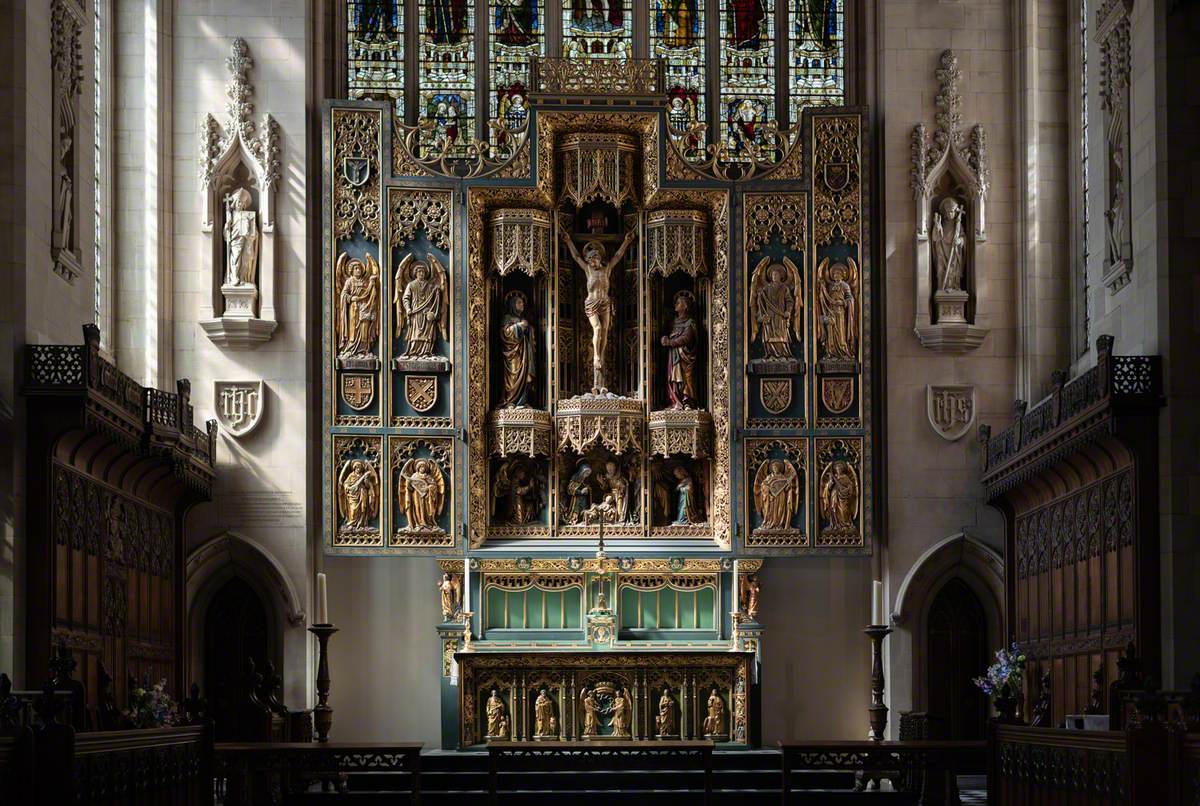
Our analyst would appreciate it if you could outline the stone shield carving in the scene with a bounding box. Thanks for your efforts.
[405,375,438,413]
[341,374,376,411]
[760,378,792,415]
[215,380,265,437]
[926,384,976,441]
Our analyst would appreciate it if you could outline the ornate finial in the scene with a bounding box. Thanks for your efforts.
[934,50,964,153]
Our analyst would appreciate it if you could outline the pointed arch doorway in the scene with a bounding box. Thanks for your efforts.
[926,577,988,740]
[204,576,270,741]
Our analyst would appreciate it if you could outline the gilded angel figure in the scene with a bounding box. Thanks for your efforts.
[393,254,449,358]
[753,458,799,530]
[335,252,382,360]
[815,257,858,362]
[750,256,803,359]
[820,460,859,533]
[397,458,446,530]
[337,459,380,529]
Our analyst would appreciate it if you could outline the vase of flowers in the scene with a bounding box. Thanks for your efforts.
[974,643,1027,724]
[124,678,180,728]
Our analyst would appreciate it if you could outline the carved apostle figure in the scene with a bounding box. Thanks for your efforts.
[656,687,678,736]
[559,222,638,392]
[740,574,761,621]
[703,689,726,737]
[437,572,462,621]
[486,690,509,738]
[612,688,631,736]
[223,188,260,286]
[500,291,536,407]
[820,460,859,533]
[337,459,380,529]
[565,462,593,525]
[397,458,446,530]
[492,460,545,525]
[56,119,74,251]
[753,459,800,530]
[670,465,703,525]
[815,257,858,362]
[932,196,966,292]
[335,253,382,359]
[580,688,599,737]
[535,689,557,737]
[596,459,632,524]
[750,257,803,359]
[660,290,699,409]
[394,254,448,358]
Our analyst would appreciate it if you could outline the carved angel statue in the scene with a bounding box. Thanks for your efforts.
[437,572,462,621]
[492,460,545,525]
[750,257,803,359]
[740,574,761,621]
[337,459,380,529]
[815,257,858,362]
[223,188,260,286]
[335,252,382,359]
[500,290,536,407]
[655,464,705,526]
[612,688,631,736]
[753,459,800,530]
[703,689,726,737]
[932,196,966,292]
[656,687,678,736]
[580,688,600,737]
[394,254,449,358]
[534,689,558,737]
[820,460,859,534]
[486,690,509,738]
[397,458,446,530]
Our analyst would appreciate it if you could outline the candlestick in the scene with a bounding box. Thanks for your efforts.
[864,624,892,740]
[871,580,882,625]
[308,623,338,742]
[316,572,328,625]
[463,559,471,615]
[732,559,740,614]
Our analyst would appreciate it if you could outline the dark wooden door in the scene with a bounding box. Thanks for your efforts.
[204,576,269,741]
[926,577,988,740]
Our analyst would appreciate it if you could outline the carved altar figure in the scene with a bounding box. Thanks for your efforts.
[581,688,599,737]
[703,689,726,737]
[499,291,536,407]
[815,257,858,362]
[612,688,631,736]
[534,688,558,737]
[223,188,260,286]
[740,574,761,621]
[335,253,382,359]
[337,459,380,528]
[656,687,678,736]
[565,463,594,524]
[660,290,699,409]
[437,572,462,621]
[56,120,74,250]
[559,222,638,392]
[657,465,703,525]
[486,690,509,738]
[750,257,803,359]
[596,460,632,524]
[753,459,800,530]
[394,254,449,358]
[492,460,545,525]
[820,460,859,532]
[932,197,966,292]
[397,458,446,530]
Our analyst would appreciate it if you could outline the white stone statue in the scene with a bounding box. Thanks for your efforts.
[223,188,260,286]
[932,196,966,293]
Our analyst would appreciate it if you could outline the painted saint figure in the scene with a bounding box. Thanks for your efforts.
[565,463,593,525]
[658,0,697,48]
[703,689,726,737]
[815,257,858,362]
[394,254,449,358]
[427,0,468,44]
[492,460,545,525]
[581,688,599,737]
[750,257,803,359]
[596,460,632,524]
[535,689,557,737]
[397,458,446,530]
[820,460,859,534]
[337,459,380,529]
[612,688,631,736]
[500,291,536,407]
[486,690,509,738]
[335,253,382,359]
[932,196,966,292]
[656,687,678,736]
[728,0,765,48]
[753,459,800,530]
[671,466,703,525]
[437,572,461,621]
[223,188,260,287]
[660,291,699,409]
[359,0,399,35]
[494,0,537,45]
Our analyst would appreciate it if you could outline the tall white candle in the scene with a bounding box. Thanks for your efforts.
[872,580,883,625]
[316,572,328,624]
[464,558,471,614]
[731,559,740,614]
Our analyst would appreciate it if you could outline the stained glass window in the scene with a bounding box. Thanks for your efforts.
[652,0,706,144]
[562,0,633,59]
[347,0,405,114]
[787,0,843,118]
[719,0,775,158]
[490,0,543,138]
[418,0,476,155]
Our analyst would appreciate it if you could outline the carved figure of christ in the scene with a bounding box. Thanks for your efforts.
[560,224,638,392]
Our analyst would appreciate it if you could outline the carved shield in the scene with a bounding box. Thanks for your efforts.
[214,380,265,437]
[405,375,438,413]
[821,378,854,415]
[760,378,792,415]
[342,156,371,188]
[823,162,851,193]
[341,373,376,411]
[926,384,976,441]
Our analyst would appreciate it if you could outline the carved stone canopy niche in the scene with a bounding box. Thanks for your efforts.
[911,50,989,354]
[199,38,282,348]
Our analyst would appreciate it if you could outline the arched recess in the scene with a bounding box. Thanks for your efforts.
[185,532,304,698]
[891,533,1004,727]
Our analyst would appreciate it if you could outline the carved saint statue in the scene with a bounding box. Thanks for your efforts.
[596,459,633,524]
[437,572,462,621]
[750,257,803,359]
[580,688,599,737]
[394,254,449,358]
[753,459,800,530]
[815,257,858,362]
[564,462,593,525]
[336,459,380,529]
[932,196,966,292]
[500,291,536,407]
[819,460,859,534]
[535,688,557,737]
[559,222,638,392]
[660,290,699,409]
[486,690,509,738]
[56,118,74,251]
[656,465,703,525]
[492,460,545,525]
[223,188,260,286]
[397,458,446,530]
[335,253,382,359]
[612,688,631,736]
[703,689,726,737]
[740,574,761,621]
[656,687,678,736]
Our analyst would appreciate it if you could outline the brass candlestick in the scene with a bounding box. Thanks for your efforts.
[864,625,892,740]
[308,623,338,742]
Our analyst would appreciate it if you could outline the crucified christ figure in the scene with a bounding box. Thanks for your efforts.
[559,221,638,393]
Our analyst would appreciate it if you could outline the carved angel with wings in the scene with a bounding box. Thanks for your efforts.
[753,459,800,531]
[820,460,859,534]
[337,459,380,529]
[750,256,803,360]
[393,254,449,359]
[397,458,446,530]
[815,257,858,361]
[335,253,382,359]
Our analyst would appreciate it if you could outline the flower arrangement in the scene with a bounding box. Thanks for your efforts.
[974,643,1026,719]
[124,678,180,729]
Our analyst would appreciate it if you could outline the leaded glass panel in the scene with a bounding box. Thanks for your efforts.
[347,0,405,114]
[418,0,476,155]
[719,0,775,159]
[490,0,543,138]
[652,0,706,145]
[787,0,843,118]
[563,0,633,59]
